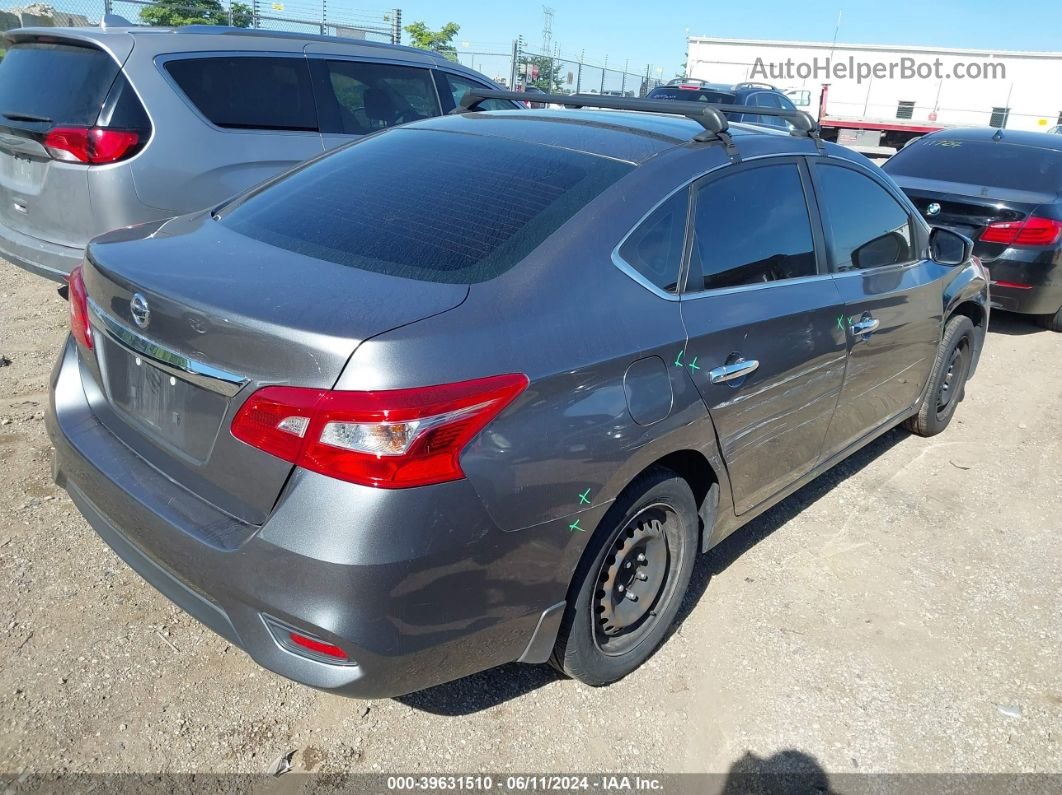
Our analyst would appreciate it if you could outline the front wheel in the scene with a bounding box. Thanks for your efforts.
[550,468,699,686]
[905,314,975,437]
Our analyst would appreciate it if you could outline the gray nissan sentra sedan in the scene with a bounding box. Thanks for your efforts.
[47,93,990,697]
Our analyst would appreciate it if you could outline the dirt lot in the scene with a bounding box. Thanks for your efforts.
[0,259,1059,779]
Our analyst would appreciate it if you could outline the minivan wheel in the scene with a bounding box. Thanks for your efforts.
[550,468,698,686]
[905,314,975,437]
[1038,306,1062,332]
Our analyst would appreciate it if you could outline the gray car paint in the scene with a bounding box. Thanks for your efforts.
[0,25,512,280]
[47,110,989,697]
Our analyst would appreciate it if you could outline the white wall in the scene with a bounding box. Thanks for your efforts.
[687,37,1062,132]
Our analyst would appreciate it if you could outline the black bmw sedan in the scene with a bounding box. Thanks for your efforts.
[884,128,1062,331]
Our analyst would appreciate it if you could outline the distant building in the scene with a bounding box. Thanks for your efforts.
[687,36,1062,133]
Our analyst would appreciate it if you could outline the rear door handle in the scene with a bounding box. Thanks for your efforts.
[850,317,880,336]
[709,358,760,384]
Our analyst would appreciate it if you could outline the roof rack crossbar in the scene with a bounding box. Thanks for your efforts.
[457,89,821,144]
[457,89,730,140]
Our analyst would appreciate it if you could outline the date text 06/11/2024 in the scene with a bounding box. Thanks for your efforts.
[385,776,665,792]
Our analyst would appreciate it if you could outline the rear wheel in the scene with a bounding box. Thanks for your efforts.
[1038,306,1062,332]
[550,468,698,686]
[905,315,975,437]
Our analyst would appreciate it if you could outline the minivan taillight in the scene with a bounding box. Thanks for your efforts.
[44,126,141,165]
[231,374,529,488]
[67,265,93,350]
[980,216,1062,247]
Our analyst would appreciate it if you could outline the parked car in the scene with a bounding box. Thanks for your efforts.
[47,94,988,697]
[884,128,1062,331]
[0,24,517,280]
[646,81,801,130]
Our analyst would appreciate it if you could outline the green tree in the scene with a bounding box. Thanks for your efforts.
[524,55,564,93]
[404,21,460,61]
[140,0,252,27]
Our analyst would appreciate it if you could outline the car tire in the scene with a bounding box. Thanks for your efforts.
[550,467,699,687]
[1037,306,1062,332]
[904,314,975,437]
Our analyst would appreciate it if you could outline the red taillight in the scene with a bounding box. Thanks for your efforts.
[44,126,141,165]
[231,374,529,488]
[980,216,1062,247]
[67,265,93,350]
[288,632,348,661]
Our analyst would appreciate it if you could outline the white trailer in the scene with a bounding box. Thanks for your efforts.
[686,36,1062,151]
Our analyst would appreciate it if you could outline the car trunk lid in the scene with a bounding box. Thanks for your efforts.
[895,177,1052,260]
[79,214,469,524]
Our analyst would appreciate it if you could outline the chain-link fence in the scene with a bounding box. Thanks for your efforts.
[13,0,400,41]
[451,45,667,97]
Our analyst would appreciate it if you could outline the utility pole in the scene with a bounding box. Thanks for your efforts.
[576,49,584,93]
[600,54,607,94]
[621,58,628,96]
[320,0,326,35]
[391,8,401,45]
[541,6,554,53]
[510,38,520,90]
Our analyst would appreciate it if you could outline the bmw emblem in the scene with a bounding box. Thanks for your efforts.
[926,202,942,217]
[130,292,151,330]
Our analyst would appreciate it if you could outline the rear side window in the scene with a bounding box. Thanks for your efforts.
[165,57,317,131]
[816,165,913,271]
[316,60,439,135]
[689,164,817,290]
[618,190,688,293]
[0,43,119,126]
[884,138,1062,193]
[221,129,631,283]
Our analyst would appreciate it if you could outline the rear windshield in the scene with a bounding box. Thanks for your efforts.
[648,87,734,104]
[220,129,632,283]
[0,43,119,125]
[885,138,1062,193]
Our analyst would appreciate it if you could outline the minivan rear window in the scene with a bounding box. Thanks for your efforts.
[884,138,1062,193]
[220,128,631,283]
[165,56,317,131]
[0,43,119,126]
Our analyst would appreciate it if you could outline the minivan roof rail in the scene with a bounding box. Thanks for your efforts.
[173,25,433,55]
[457,89,821,152]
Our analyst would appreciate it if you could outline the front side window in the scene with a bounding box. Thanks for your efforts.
[440,73,518,112]
[816,165,913,271]
[165,56,317,131]
[319,60,439,135]
[617,190,688,293]
[689,163,817,290]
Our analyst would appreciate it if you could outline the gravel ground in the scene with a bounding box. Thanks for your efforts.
[0,259,1059,779]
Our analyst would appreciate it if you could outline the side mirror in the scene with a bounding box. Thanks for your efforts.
[929,226,973,266]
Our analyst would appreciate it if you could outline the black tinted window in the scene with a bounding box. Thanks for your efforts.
[0,43,118,125]
[618,191,688,293]
[647,87,734,103]
[884,138,1062,193]
[817,166,912,271]
[441,73,517,112]
[690,164,817,290]
[221,129,631,284]
[166,57,316,131]
[318,60,438,134]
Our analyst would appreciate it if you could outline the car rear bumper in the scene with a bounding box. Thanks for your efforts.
[47,338,581,698]
[0,217,83,281]
[986,252,1062,316]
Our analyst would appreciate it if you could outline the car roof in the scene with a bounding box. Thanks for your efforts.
[406,108,845,165]
[6,24,462,66]
[924,126,1062,151]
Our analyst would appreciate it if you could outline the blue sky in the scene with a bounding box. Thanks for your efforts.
[395,0,1062,80]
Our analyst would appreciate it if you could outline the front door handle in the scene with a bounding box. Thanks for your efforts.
[709,358,760,384]
[850,317,880,337]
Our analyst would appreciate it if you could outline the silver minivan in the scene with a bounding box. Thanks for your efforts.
[0,24,517,279]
